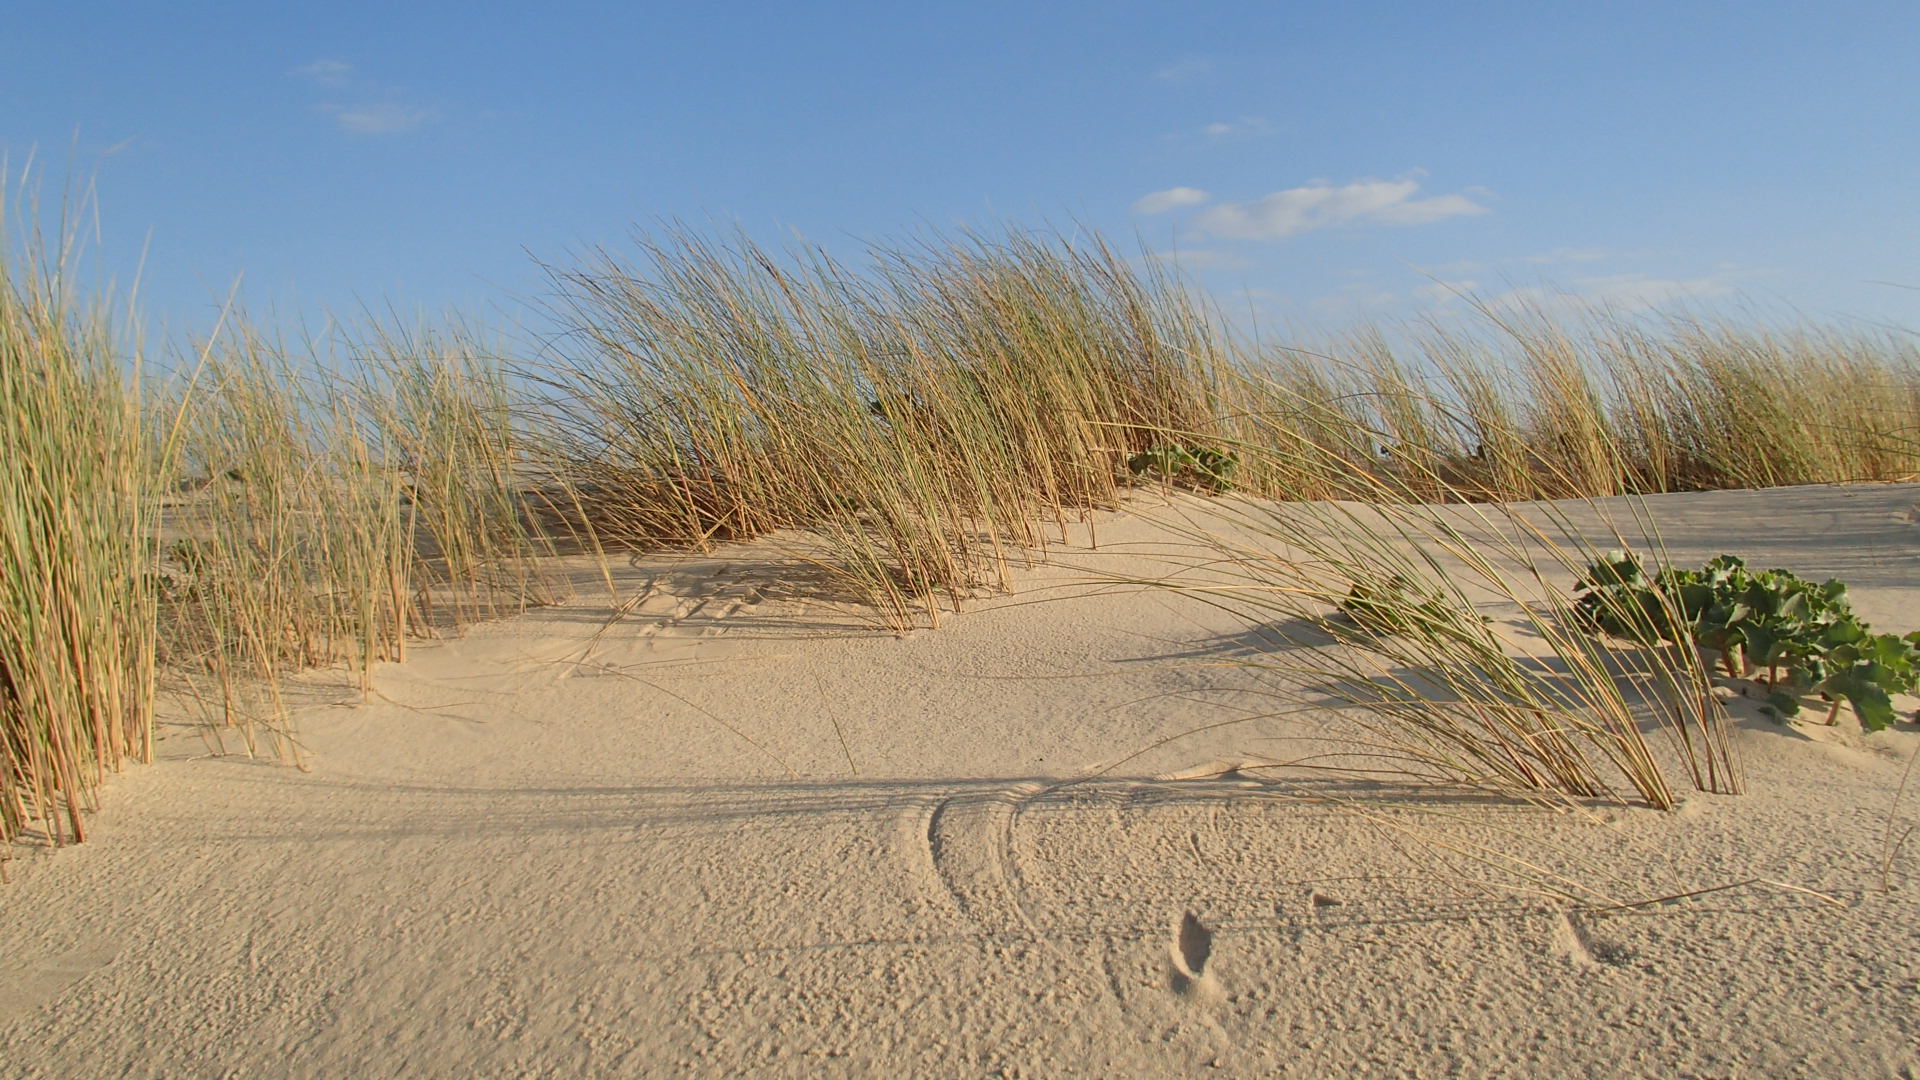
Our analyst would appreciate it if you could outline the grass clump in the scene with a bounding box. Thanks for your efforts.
[1118,394,1740,808]
[0,193,156,852]
[8,209,1920,853]
[531,224,1224,627]
[156,319,571,757]
[1214,304,1920,504]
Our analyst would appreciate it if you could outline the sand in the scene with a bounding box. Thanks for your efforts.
[3,484,1918,1078]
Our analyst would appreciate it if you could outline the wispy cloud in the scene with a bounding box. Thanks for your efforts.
[292,58,440,136]
[1132,186,1212,214]
[1489,273,1738,316]
[292,58,355,88]
[1193,175,1489,241]
[1574,273,1739,307]
[1413,279,1482,306]
[1144,248,1254,272]
[1423,247,1624,278]
[1152,54,1214,83]
[1516,246,1614,265]
[321,102,439,135]
[1312,283,1402,315]
[1199,116,1272,141]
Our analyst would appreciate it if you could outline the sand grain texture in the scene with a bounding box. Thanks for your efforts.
[4,485,1919,1078]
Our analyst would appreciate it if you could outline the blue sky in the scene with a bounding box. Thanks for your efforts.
[6,1,1917,342]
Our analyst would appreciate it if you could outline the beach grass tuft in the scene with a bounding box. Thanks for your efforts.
[3,208,1916,855]
[1,181,157,851]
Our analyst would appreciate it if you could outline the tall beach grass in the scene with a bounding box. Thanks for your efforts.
[1,189,156,852]
[1218,303,1919,503]
[155,318,573,760]
[1111,428,1738,809]
[529,225,1223,626]
[3,210,1917,857]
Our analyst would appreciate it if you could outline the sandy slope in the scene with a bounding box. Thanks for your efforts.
[3,485,1918,1078]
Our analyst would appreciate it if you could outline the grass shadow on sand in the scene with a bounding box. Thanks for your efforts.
[163,767,1763,923]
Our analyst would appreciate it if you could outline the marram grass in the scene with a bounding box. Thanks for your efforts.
[1,212,155,852]
[3,212,1917,857]
[1111,430,1738,809]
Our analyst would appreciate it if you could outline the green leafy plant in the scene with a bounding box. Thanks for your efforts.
[1126,442,1238,493]
[1338,574,1489,643]
[1573,552,1920,732]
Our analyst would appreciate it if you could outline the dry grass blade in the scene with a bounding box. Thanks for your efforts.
[1,171,157,855]
[1112,398,1738,809]
[7,208,1916,858]
[526,223,1225,628]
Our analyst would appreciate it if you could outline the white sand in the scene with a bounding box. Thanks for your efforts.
[3,484,1918,1078]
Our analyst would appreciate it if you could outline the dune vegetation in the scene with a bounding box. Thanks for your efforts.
[4,199,1918,858]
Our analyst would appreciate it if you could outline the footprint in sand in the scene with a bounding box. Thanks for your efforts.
[1309,891,1345,915]
[1552,911,1634,969]
[632,593,694,638]
[0,946,121,1024]
[1169,910,1223,1001]
[693,589,762,636]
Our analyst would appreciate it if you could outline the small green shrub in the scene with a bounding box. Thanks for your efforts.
[1573,553,1920,731]
[1126,443,1238,493]
[1337,574,1489,642]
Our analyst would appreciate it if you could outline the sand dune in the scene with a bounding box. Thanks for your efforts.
[4,485,1918,1077]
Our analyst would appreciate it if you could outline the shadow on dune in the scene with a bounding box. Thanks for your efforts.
[1114,618,1342,664]
[132,767,1839,954]
[176,767,1569,847]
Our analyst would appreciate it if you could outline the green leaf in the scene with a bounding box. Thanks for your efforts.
[1778,592,1810,621]
[1673,582,1716,620]
[1819,666,1898,733]
[1744,624,1786,666]
[1580,551,1646,591]
[1822,619,1869,647]
[1764,689,1802,719]
[1697,622,1745,653]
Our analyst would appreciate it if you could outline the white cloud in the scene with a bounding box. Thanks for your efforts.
[1195,176,1489,241]
[1132,186,1212,214]
[1576,273,1737,308]
[1311,285,1401,315]
[321,102,438,135]
[1489,273,1737,317]
[1516,246,1614,265]
[1153,55,1214,83]
[1413,279,1481,305]
[295,59,439,135]
[1424,249,1620,277]
[1144,249,1254,272]
[293,58,355,87]
[1199,116,1272,140]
